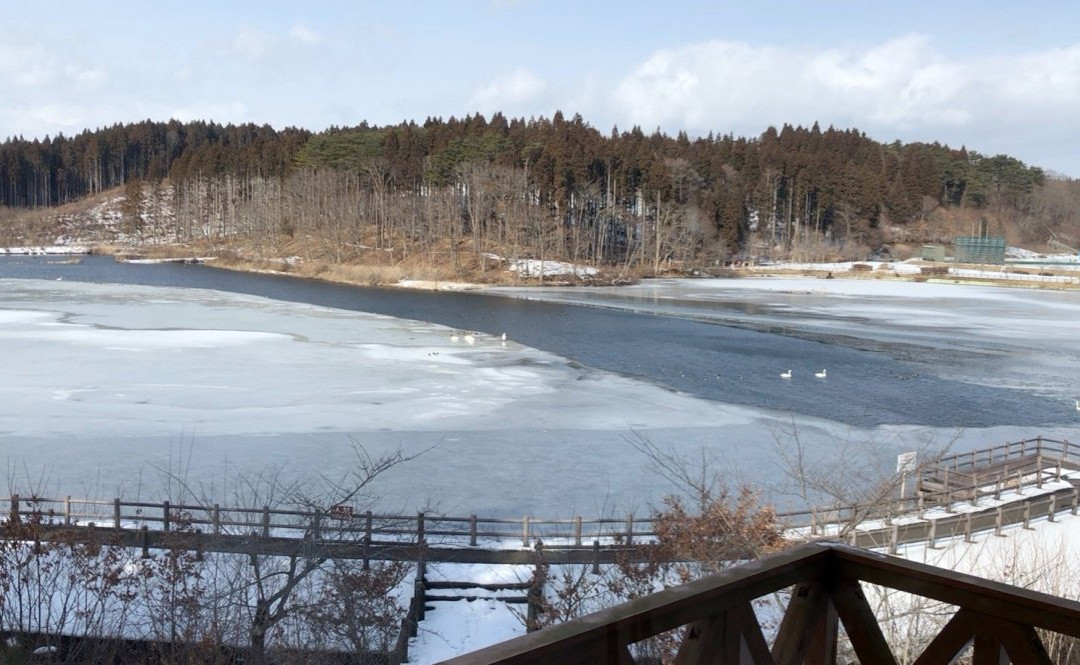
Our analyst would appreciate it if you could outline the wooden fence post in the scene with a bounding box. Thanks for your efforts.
[212,504,221,534]
[574,516,582,547]
[625,513,634,546]
[114,498,121,530]
[469,514,477,547]
[1048,495,1057,522]
[363,511,373,571]
[417,511,425,544]
[522,516,530,547]
[889,523,899,554]
[1022,503,1032,530]
[995,507,1004,537]
[964,513,974,543]
[1073,488,1079,516]
[162,500,170,532]
[9,494,17,524]
[262,505,270,537]
[591,540,600,575]
[927,519,938,549]
[141,525,150,558]
[64,496,71,524]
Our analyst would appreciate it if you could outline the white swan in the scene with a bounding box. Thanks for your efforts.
[815,369,828,378]
[780,370,792,379]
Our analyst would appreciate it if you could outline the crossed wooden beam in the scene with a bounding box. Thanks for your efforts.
[443,541,1077,664]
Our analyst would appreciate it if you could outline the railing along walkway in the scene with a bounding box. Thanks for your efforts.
[5,437,1074,562]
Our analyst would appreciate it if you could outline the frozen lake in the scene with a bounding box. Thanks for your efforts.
[1,258,1078,516]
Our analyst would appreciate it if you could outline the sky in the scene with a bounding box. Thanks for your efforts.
[2,1,1079,177]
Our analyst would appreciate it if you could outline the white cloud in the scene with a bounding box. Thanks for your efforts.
[64,64,106,88]
[469,68,548,113]
[170,102,250,124]
[989,43,1080,108]
[289,23,321,46]
[610,35,977,133]
[232,25,274,61]
[0,43,56,87]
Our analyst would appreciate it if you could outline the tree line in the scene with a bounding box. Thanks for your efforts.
[0,114,1057,270]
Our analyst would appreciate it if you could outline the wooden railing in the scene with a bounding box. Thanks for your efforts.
[441,541,1080,664]
[6,495,659,548]
[776,436,1078,537]
[7,438,1074,558]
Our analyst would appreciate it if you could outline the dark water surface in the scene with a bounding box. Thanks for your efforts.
[0,254,1066,429]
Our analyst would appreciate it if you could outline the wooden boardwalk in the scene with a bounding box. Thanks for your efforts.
[5,436,1075,564]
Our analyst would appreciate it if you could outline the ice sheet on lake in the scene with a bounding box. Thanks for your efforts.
[2,277,1076,516]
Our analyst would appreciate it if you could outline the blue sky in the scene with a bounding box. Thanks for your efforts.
[3,1,1079,176]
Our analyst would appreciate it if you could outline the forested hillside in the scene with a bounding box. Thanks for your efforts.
[2,114,1077,278]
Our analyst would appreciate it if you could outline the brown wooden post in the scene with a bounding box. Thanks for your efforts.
[1057,461,1063,481]
[970,473,979,506]
[1037,453,1045,488]
[927,519,938,549]
[162,500,171,532]
[417,511,425,543]
[194,529,203,561]
[469,514,478,547]
[114,498,121,529]
[625,513,634,546]
[362,512,373,571]
[1022,503,1032,529]
[1048,495,1057,522]
[1016,470,1024,495]
[212,504,221,534]
[522,516,530,547]
[140,525,150,558]
[964,512,974,543]
[262,505,270,537]
[1073,488,1079,516]
[994,479,1002,501]
[312,509,322,540]
[591,539,600,575]
[995,507,1004,537]
[889,523,899,554]
[574,516,582,547]
[8,494,17,524]
[64,496,71,524]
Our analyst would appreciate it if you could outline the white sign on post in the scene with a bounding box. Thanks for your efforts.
[897,451,917,474]
[897,451,917,499]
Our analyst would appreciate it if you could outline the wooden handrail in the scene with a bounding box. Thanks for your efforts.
[441,541,1080,664]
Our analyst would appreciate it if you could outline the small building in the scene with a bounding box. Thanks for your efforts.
[921,244,946,262]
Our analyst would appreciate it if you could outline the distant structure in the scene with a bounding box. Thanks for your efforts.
[921,244,946,262]
[953,218,1005,264]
